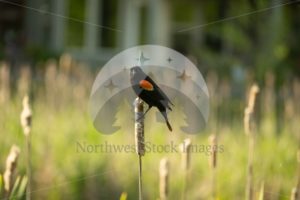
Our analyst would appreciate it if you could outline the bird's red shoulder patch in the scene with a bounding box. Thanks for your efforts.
[139,80,154,91]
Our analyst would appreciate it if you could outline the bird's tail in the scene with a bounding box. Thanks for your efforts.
[161,110,172,132]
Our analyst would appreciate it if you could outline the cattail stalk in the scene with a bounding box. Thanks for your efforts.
[291,150,300,200]
[159,158,169,200]
[209,134,218,199]
[244,84,259,200]
[135,98,145,200]
[180,138,191,200]
[4,145,20,198]
[21,95,32,200]
[0,62,10,104]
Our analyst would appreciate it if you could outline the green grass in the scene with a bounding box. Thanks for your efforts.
[0,94,298,200]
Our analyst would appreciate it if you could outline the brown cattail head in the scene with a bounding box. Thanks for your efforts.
[159,158,169,200]
[209,134,218,169]
[180,138,192,170]
[134,98,145,156]
[21,95,32,136]
[3,145,20,193]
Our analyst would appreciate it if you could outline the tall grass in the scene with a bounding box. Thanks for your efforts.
[0,56,299,199]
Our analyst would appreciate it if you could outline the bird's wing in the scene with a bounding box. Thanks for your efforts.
[145,75,174,107]
[139,80,154,91]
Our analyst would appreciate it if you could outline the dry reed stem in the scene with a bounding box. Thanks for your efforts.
[209,134,217,169]
[244,107,252,135]
[209,134,218,200]
[3,145,20,195]
[180,138,191,200]
[248,84,260,112]
[159,158,169,200]
[245,84,260,200]
[244,84,260,135]
[0,62,10,104]
[180,138,191,171]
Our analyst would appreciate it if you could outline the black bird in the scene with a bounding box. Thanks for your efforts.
[130,66,173,131]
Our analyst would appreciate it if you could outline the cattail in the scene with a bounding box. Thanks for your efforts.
[209,134,218,169]
[20,95,32,136]
[135,97,145,200]
[247,84,260,112]
[135,98,145,156]
[21,95,32,200]
[244,84,260,135]
[3,145,20,194]
[159,158,169,200]
[180,138,191,171]
[0,61,10,104]
[245,83,260,200]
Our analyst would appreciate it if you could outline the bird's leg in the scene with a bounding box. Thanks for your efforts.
[137,105,152,121]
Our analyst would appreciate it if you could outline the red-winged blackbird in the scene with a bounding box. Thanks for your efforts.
[130,66,173,131]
